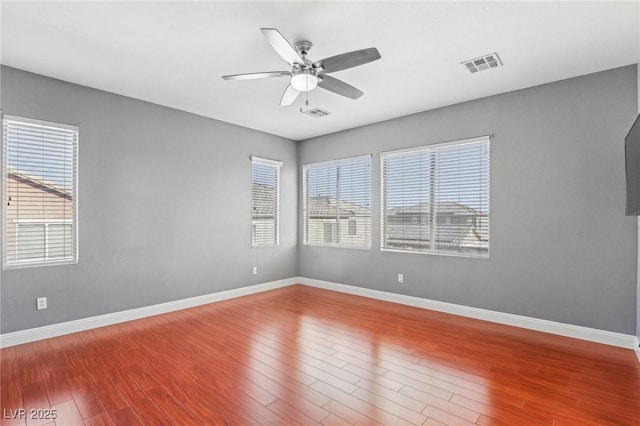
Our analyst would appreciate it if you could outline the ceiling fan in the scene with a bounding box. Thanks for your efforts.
[222,28,381,106]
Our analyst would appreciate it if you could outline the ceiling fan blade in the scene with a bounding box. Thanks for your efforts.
[317,75,363,100]
[222,71,290,81]
[280,84,300,106]
[313,48,381,74]
[260,28,303,66]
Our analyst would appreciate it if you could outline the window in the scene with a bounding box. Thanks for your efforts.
[3,116,78,268]
[381,136,490,257]
[323,222,336,243]
[251,156,281,247]
[303,155,371,249]
[348,219,357,236]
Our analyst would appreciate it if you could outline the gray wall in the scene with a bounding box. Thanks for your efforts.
[0,67,298,333]
[637,63,640,344]
[299,65,638,335]
[2,65,637,337]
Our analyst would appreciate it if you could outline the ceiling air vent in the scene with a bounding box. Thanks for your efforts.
[302,108,331,118]
[462,53,502,74]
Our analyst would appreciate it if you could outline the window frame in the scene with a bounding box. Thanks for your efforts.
[302,154,372,250]
[2,114,79,269]
[250,155,282,248]
[380,136,490,259]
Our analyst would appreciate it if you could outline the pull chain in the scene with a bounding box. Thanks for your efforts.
[299,76,311,111]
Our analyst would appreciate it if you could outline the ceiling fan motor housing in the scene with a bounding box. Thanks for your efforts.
[291,42,318,92]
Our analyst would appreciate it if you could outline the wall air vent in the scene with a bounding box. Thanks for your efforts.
[302,108,331,118]
[462,53,502,74]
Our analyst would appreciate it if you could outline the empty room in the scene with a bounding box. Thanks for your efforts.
[1,1,639,425]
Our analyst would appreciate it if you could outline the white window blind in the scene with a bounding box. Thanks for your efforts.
[3,115,78,268]
[303,155,371,249]
[381,136,490,257]
[251,156,281,247]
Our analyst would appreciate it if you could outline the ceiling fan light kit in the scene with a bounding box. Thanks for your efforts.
[222,28,381,107]
[291,69,318,92]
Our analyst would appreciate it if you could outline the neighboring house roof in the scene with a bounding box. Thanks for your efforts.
[385,201,488,250]
[7,168,72,200]
[306,197,485,220]
[388,201,482,216]
[252,182,275,217]
[306,196,370,219]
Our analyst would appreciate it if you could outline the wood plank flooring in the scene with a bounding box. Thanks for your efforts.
[1,284,639,425]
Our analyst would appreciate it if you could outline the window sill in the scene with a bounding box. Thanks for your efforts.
[3,258,78,270]
[380,247,489,259]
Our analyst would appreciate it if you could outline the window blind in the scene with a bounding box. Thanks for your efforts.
[3,115,78,267]
[251,156,281,247]
[381,137,490,257]
[303,155,371,249]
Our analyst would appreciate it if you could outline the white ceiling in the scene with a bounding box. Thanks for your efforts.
[1,1,639,141]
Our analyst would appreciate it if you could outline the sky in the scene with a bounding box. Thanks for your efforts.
[303,142,489,213]
[5,121,76,190]
[11,126,488,214]
[383,142,489,212]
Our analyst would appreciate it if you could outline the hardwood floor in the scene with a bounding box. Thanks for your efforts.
[2,284,639,425]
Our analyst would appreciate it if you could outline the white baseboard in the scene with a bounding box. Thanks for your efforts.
[635,337,640,362]
[299,277,638,350]
[2,276,637,355]
[0,277,297,348]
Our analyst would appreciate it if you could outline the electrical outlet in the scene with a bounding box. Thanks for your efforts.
[37,297,47,310]
[397,274,404,283]
[252,266,257,275]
